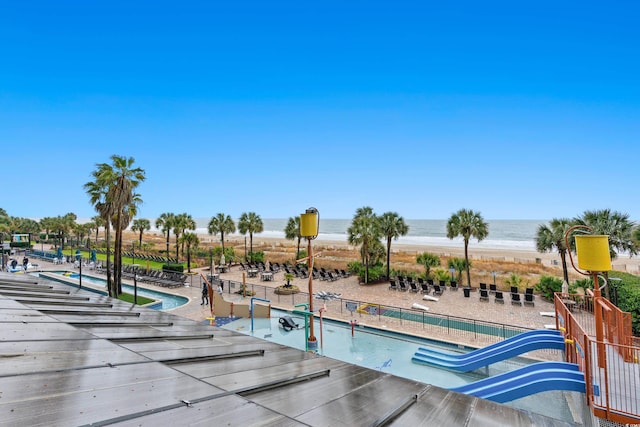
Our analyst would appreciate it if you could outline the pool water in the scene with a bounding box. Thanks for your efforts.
[222,310,578,423]
[35,272,189,310]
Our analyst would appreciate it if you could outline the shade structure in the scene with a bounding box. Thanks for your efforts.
[300,210,319,238]
[575,235,612,272]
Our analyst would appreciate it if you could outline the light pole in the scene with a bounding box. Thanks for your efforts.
[492,271,497,288]
[448,267,455,282]
[300,207,319,351]
[134,274,139,305]
[77,253,82,289]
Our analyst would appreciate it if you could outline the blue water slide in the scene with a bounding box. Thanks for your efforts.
[412,330,565,372]
[449,361,586,403]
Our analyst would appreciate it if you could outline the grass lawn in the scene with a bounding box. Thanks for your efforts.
[118,293,155,305]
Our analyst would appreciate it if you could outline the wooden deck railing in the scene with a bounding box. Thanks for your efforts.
[555,293,640,424]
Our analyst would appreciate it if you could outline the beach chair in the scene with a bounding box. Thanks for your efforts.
[511,292,522,306]
[420,281,430,294]
[432,285,443,296]
[439,280,447,291]
[489,284,497,294]
[479,283,487,292]
[479,289,489,302]
[398,281,409,291]
[494,291,505,304]
[409,282,419,293]
[449,281,458,291]
[524,288,535,306]
[389,280,398,291]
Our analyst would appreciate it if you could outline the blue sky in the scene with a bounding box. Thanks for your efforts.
[1,1,639,221]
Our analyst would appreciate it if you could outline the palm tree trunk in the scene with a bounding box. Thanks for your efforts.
[221,232,225,253]
[249,233,253,259]
[106,227,114,297]
[386,237,392,280]
[560,250,569,285]
[296,236,301,261]
[464,240,471,287]
[114,216,122,295]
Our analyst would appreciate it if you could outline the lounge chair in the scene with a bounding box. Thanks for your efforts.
[432,285,443,296]
[439,280,447,289]
[489,284,497,294]
[494,291,504,303]
[479,289,489,302]
[398,281,409,291]
[420,282,430,294]
[389,280,398,290]
[511,292,522,306]
[409,282,419,293]
[524,289,535,306]
[479,283,487,292]
[510,286,519,295]
[449,281,458,291]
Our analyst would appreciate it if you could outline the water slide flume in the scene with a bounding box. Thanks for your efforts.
[449,361,586,403]
[411,329,565,372]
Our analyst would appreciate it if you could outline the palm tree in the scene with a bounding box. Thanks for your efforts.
[575,209,638,299]
[238,212,263,261]
[179,232,199,273]
[85,181,116,296]
[535,218,574,285]
[284,216,302,261]
[131,218,151,248]
[447,257,468,284]
[173,213,196,260]
[576,209,638,259]
[91,215,105,244]
[155,212,175,262]
[416,252,441,279]
[347,206,379,284]
[446,208,489,287]
[378,212,409,279]
[208,213,236,253]
[85,155,145,296]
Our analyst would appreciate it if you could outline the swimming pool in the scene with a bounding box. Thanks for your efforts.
[222,309,578,423]
[35,271,189,310]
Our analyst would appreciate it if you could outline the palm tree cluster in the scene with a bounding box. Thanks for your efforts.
[84,155,145,297]
[536,209,638,298]
[347,207,409,284]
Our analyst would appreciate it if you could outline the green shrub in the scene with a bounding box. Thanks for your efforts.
[162,263,184,273]
[248,251,264,263]
[609,272,640,336]
[535,275,563,301]
[347,261,385,283]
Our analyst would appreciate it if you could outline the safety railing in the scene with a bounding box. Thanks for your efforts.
[555,293,640,425]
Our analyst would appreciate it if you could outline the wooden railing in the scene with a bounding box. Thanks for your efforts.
[555,293,640,424]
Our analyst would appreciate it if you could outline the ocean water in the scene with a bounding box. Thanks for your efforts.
[186,218,547,252]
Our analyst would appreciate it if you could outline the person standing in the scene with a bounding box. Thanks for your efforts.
[23,257,29,271]
[201,282,209,305]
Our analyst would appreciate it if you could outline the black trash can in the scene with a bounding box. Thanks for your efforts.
[463,287,471,298]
